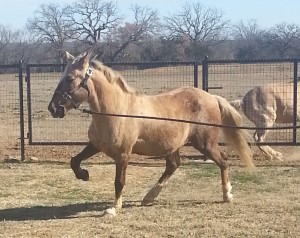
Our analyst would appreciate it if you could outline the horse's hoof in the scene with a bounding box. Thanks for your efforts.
[105,207,116,217]
[80,169,89,181]
[75,169,89,181]
[223,194,233,203]
[141,199,154,206]
[275,153,283,162]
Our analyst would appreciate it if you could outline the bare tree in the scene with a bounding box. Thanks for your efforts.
[164,1,228,60]
[232,19,263,40]
[104,4,160,61]
[26,3,72,62]
[0,25,13,63]
[65,0,121,52]
[231,19,265,59]
[13,30,36,64]
[0,24,13,50]
[264,23,300,58]
[139,37,180,61]
[0,24,26,64]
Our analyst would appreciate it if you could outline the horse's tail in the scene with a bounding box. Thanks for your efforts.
[214,95,254,168]
[229,99,243,110]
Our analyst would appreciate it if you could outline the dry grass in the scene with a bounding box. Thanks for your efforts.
[0,153,299,237]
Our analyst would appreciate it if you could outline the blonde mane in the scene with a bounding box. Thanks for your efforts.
[90,60,138,94]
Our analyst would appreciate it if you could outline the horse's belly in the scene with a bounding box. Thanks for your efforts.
[132,139,179,156]
[133,123,190,156]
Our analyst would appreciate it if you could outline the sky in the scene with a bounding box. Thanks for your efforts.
[0,0,300,30]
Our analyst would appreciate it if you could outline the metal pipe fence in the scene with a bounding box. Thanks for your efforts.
[1,58,299,160]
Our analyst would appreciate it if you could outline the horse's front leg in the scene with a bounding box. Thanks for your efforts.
[105,154,129,216]
[70,141,99,181]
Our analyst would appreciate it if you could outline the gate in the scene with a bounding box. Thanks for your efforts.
[0,61,25,160]
[25,62,198,145]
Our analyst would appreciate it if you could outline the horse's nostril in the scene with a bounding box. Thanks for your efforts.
[57,106,65,118]
[48,102,55,114]
[48,102,65,118]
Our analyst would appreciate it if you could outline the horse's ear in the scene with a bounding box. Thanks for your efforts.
[63,51,75,62]
[78,51,93,66]
[84,50,93,61]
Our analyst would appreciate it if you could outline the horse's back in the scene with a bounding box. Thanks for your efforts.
[144,86,219,118]
[140,86,222,133]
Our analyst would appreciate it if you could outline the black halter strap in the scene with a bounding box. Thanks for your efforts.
[79,67,93,96]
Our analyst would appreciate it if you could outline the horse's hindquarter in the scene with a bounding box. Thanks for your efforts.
[242,84,297,124]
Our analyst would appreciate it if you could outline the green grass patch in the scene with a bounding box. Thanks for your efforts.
[231,171,263,185]
[183,162,219,179]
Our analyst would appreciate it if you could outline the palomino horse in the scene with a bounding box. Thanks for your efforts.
[230,83,299,161]
[48,51,254,216]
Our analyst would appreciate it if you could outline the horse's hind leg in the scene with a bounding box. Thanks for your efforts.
[193,141,232,203]
[209,148,233,202]
[141,150,181,206]
[70,141,100,181]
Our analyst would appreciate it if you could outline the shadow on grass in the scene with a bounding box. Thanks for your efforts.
[0,202,114,221]
[0,199,223,221]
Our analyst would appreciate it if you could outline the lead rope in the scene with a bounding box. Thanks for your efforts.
[78,108,300,131]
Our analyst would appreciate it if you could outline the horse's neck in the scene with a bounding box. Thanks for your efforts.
[88,76,128,113]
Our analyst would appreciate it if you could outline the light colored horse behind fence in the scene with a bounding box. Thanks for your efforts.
[230,82,300,161]
[48,51,254,216]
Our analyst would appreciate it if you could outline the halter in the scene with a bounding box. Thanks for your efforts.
[56,66,93,109]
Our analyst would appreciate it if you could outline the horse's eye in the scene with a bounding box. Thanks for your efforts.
[66,76,75,82]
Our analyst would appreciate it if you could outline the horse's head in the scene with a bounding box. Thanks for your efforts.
[48,51,93,118]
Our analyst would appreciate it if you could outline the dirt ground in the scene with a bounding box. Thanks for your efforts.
[0,146,299,237]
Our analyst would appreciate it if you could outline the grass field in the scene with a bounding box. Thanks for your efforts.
[0,152,299,237]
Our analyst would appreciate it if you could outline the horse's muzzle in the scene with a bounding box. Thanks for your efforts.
[48,102,66,118]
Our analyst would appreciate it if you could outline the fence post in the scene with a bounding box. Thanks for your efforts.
[26,65,32,145]
[193,61,198,88]
[18,60,25,161]
[293,60,298,145]
[202,56,208,91]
